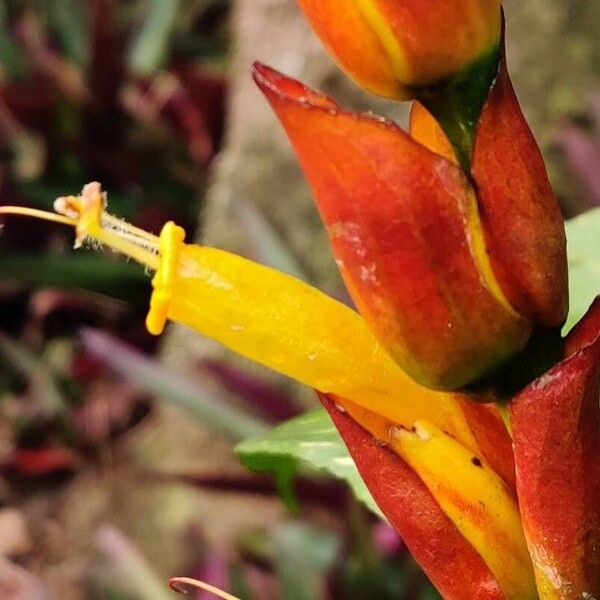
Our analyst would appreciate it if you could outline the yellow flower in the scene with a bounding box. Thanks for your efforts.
[0,183,538,599]
[5,183,600,599]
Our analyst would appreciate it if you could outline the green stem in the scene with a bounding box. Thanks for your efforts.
[416,44,501,174]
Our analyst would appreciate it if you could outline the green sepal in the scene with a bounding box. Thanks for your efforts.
[415,42,501,173]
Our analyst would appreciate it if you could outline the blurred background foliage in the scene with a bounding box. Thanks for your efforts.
[0,0,598,598]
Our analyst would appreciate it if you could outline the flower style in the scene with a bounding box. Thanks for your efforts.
[0,3,597,599]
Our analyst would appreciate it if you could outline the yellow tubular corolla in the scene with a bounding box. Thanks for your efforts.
[395,421,537,600]
[0,184,480,452]
[154,237,487,451]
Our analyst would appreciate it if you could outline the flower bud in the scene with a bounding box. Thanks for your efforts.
[297,0,501,98]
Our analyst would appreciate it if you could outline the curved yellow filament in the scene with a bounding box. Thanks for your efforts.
[0,183,160,270]
[0,205,77,227]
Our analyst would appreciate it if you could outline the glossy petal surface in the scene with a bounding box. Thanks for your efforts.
[368,0,500,84]
[297,0,402,98]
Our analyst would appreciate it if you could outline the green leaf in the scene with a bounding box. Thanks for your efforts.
[565,206,600,332]
[127,0,181,76]
[273,521,339,600]
[0,254,148,300]
[43,0,89,67]
[236,409,383,519]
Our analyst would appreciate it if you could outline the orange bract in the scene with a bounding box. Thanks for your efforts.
[254,62,530,390]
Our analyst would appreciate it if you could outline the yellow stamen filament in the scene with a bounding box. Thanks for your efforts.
[0,182,185,337]
[101,212,159,244]
[169,577,241,600]
[0,205,77,227]
[0,182,160,270]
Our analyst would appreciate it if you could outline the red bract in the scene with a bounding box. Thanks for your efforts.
[472,58,568,325]
[510,303,600,598]
[321,394,505,600]
[253,59,567,390]
[457,397,516,490]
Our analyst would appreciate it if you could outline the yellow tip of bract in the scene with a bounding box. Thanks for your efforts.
[395,421,537,599]
[298,0,501,98]
[325,397,534,598]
